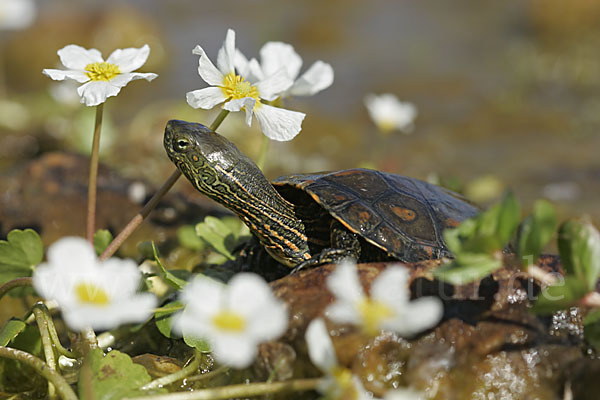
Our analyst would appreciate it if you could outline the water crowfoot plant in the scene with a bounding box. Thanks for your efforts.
[32,237,157,331]
[186,28,305,141]
[364,93,417,134]
[174,272,288,368]
[325,261,443,337]
[43,44,157,242]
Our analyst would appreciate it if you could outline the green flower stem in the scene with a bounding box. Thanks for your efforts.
[256,134,270,171]
[99,109,230,260]
[0,277,32,301]
[141,350,201,390]
[81,328,98,352]
[33,303,77,358]
[32,305,58,400]
[127,378,320,400]
[209,109,230,131]
[87,103,104,243]
[185,365,228,383]
[0,346,78,400]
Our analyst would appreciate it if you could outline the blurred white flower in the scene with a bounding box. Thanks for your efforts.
[237,41,334,97]
[43,44,157,107]
[384,388,425,400]
[306,318,372,400]
[325,261,443,337]
[0,0,36,30]
[186,28,305,141]
[33,237,157,331]
[364,93,417,134]
[175,272,288,368]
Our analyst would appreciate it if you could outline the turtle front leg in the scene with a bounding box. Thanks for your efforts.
[292,221,361,272]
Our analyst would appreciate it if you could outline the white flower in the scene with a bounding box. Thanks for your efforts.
[175,272,288,368]
[43,44,158,107]
[238,41,334,97]
[0,0,36,30]
[186,29,305,141]
[325,261,442,337]
[384,388,425,400]
[364,93,417,134]
[32,237,157,331]
[306,318,372,400]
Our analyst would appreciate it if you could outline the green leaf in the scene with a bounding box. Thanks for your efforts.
[0,319,26,346]
[195,216,236,260]
[516,199,558,267]
[154,300,183,339]
[79,348,162,400]
[0,323,43,393]
[433,253,502,285]
[584,310,600,352]
[177,225,206,251]
[558,219,600,291]
[0,229,43,283]
[93,229,113,256]
[152,243,188,291]
[531,276,588,314]
[443,191,520,256]
[183,332,211,353]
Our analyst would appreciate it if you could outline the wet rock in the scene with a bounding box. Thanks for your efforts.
[262,256,591,398]
[0,152,218,257]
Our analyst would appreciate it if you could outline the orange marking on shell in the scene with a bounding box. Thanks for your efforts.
[444,218,460,228]
[392,206,417,221]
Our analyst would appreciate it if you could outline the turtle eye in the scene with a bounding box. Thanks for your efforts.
[174,138,189,152]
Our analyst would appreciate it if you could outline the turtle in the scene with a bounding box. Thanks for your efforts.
[164,120,479,269]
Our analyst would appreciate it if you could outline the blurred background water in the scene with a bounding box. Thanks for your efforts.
[1,0,600,222]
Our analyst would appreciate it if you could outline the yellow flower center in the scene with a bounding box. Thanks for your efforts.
[357,298,394,336]
[75,282,110,305]
[85,62,121,81]
[376,119,397,134]
[212,310,246,333]
[221,72,260,104]
[331,366,359,400]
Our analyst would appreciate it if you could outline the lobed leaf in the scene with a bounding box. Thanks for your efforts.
[152,243,188,291]
[557,219,600,292]
[530,276,588,314]
[516,199,558,267]
[433,253,502,285]
[0,319,26,346]
[79,348,163,400]
[154,300,183,339]
[93,229,113,256]
[0,229,43,277]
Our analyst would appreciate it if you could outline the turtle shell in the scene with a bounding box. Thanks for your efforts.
[272,168,479,262]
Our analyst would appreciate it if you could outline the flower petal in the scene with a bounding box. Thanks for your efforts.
[259,41,302,80]
[305,318,337,372]
[212,333,258,368]
[223,97,255,125]
[371,265,410,306]
[57,44,104,70]
[42,69,89,83]
[325,300,360,325]
[326,261,364,304]
[109,72,158,88]
[180,275,225,316]
[253,103,304,141]
[382,296,443,337]
[47,237,97,272]
[256,68,293,101]
[76,81,121,106]
[106,44,151,73]
[99,257,142,298]
[186,87,226,110]
[216,28,236,75]
[193,45,224,86]
[289,60,334,96]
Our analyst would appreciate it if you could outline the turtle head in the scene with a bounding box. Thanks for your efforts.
[163,119,266,201]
